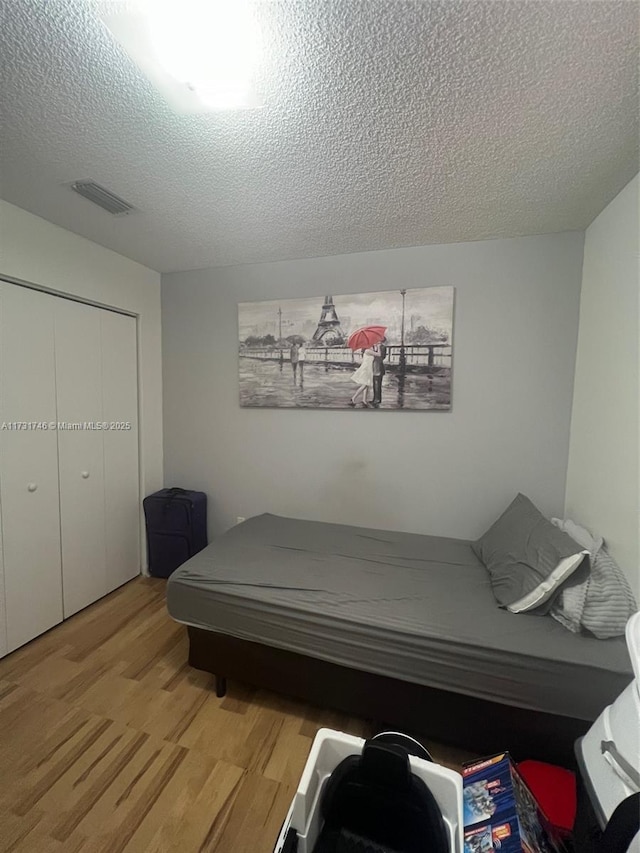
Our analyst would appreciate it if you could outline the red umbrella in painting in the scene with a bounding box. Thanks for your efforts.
[347,325,387,350]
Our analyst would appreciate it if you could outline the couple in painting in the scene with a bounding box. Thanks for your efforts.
[290,341,306,382]
[349,339,387,408]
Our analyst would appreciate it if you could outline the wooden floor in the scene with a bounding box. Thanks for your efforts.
[0,577,475,852]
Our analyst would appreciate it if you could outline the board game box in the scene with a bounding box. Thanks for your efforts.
[463,753,565,853]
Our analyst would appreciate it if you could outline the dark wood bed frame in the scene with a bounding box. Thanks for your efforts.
[187,626,589,767]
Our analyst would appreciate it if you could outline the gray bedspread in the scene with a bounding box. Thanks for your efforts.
[166,513,633,720]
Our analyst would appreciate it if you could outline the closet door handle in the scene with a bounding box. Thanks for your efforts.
[601,740,640,790]
[81,471,90,479]
[27,482,38,492]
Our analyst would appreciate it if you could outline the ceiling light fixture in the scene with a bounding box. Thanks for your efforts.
[100,0,263,113]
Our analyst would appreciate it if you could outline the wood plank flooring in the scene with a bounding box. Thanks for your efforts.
[0,577,475,852]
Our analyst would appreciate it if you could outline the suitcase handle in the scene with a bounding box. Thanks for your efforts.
[163,487,190,512]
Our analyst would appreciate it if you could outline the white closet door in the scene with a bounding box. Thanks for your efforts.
[55,299,107,617]
[101,310,140,592]
[0,548,5,658]
[0,283,63,652]
[0,523,5,658]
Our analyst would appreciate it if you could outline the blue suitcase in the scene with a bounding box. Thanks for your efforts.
[143,487,208,578]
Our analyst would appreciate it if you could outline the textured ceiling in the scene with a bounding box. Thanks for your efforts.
[0,0,638,273]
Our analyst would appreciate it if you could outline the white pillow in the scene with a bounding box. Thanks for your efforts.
[550,518,602,555]
[507,551,588,614]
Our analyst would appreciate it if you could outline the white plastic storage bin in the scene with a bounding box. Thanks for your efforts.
[577,612,640,849]
[273,728,463,853]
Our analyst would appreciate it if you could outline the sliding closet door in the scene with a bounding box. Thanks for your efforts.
[55,299,107,617]
[0,283,63,651]
[101,310,140,591]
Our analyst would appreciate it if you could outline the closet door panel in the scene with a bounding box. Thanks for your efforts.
[0,541,5,657]
[55,299,107,617]
[101,311,140,591]
[0,283,63,652]
[0,521,5,657]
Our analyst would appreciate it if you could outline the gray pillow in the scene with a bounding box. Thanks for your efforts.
[551,545,637,639]
[473,494,589,613]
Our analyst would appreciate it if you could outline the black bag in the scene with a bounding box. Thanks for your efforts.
[143,487,207,578]
[312,737,450,853]
[599,793,640,853]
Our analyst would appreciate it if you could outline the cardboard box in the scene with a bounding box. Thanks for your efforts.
[462,753,564,853]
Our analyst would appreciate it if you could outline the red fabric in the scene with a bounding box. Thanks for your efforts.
[517,760,577,832]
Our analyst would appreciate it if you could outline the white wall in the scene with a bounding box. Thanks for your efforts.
[162,232,584,540]
[0,200,163,568]
[565,175,639,596]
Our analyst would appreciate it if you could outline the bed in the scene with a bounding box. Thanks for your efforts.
[166,513,633,764]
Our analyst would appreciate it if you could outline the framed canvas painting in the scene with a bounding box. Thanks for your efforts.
[238,286,454,410]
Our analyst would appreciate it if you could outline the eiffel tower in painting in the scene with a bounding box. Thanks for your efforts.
[311,295,345,346]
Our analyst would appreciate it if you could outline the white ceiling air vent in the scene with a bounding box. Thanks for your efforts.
[70,180,135,215]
